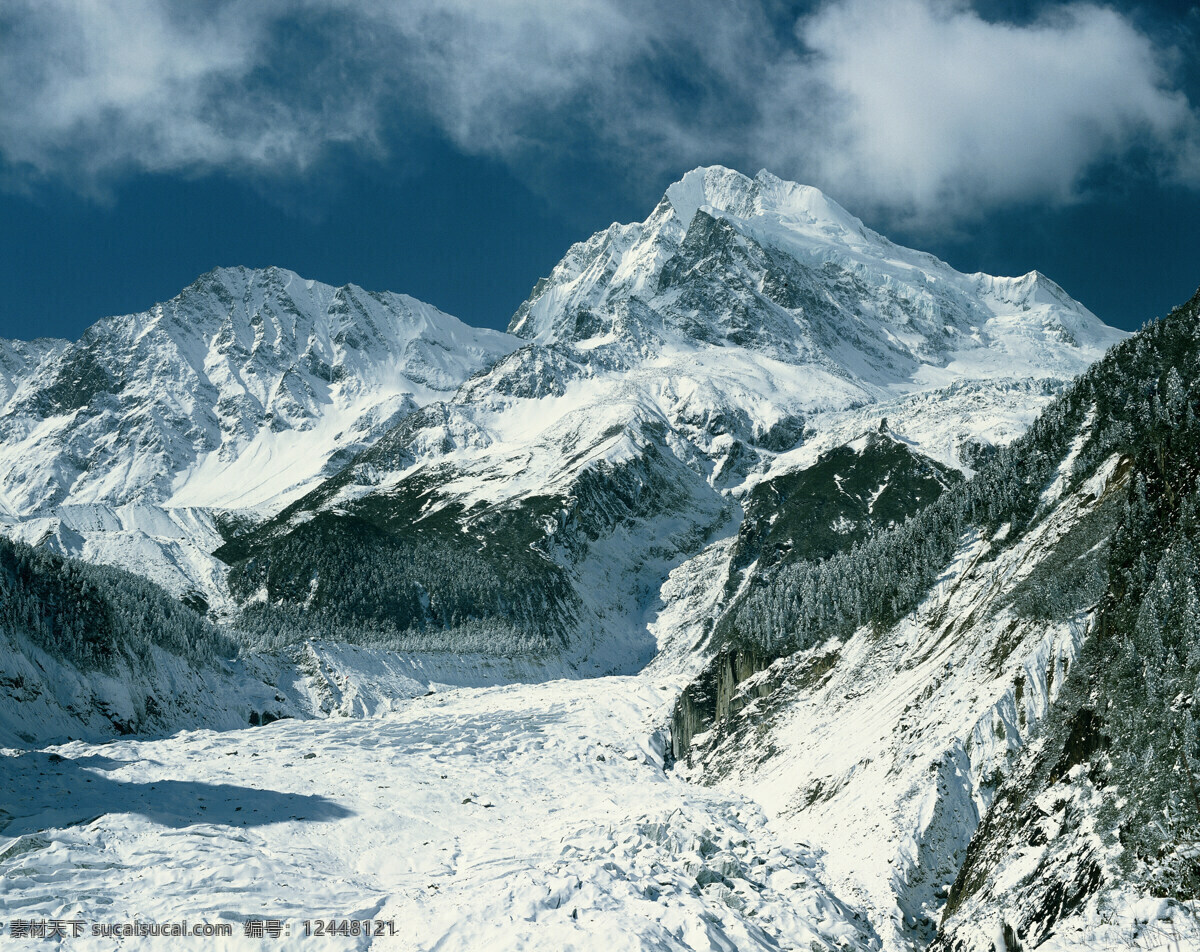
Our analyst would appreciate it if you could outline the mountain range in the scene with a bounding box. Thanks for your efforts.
[3,166,1195,952]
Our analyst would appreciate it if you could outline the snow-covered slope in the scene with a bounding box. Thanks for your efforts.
[0,267,519,610]
[0,266,518,515]
[672,289,1200,951]
[0,675,882,952]
[0,337,67,410]
[681,453,1125,951]
[2,504,237,616]
[0,623,589,751]
[0,509,588,748]
[223,166,1123,667]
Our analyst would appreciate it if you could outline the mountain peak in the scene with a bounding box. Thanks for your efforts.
[507,164,1124,379]
[0,267,519,515]
[663,166,867,239]
[508,166,885,344]
[664,166,758,223]
[186,264,313,300]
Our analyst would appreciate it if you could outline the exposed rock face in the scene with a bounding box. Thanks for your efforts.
[671,649,773,763]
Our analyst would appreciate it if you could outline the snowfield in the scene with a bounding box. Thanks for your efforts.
[0,676,878,952]
[0,540,880,950]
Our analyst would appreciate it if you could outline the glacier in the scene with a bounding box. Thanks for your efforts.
[5,166,1187,952]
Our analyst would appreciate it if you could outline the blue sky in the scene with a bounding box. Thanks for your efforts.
[1,0,1198,339]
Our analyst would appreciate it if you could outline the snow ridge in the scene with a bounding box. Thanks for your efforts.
[509,165,1124,397]
[0,266,519,516]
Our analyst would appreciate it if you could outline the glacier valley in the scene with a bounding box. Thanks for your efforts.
[2,167,1197,951]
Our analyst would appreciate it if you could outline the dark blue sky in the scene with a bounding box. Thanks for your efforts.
[2,0,1198,340]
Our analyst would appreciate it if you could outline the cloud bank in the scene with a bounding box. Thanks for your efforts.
[1,0,1196,222]
[774,0,1199,218]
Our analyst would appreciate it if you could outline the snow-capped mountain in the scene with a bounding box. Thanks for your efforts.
[511,167,1118,389]
[0,164,1128,721]
[0,266,518,613]
[221,166,1124,667]
[11,166,1196,952]
[0,265,518,515]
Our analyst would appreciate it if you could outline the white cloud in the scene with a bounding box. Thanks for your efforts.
[1,0,1196,221]
[0,0,378,185]
[764,0,1199,221]
[365,0,648,153]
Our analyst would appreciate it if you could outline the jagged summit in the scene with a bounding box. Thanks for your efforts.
[191,263,306,288]
[183,265,320,308]
[507,165,1124,388]
[56,267,491,363]
[0,267,518,515]
[131,265,451,342]
[507,165,875,344]
[663,166,869,242]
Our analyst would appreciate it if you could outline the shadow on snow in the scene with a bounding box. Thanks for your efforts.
[0,750,352,839]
